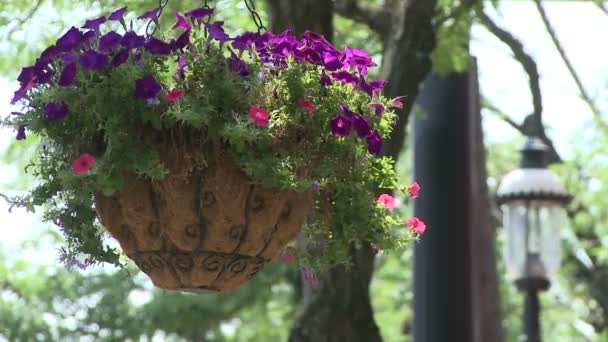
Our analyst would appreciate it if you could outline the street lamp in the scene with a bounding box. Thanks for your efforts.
[496,135,571,342]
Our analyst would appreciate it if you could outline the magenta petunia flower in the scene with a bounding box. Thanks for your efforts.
[98,31,122,52]
[298,98,315,112]
[248,105,269,126]
[111,48,129,67]
[281,254,297,263]
[144,37,172,55]
[71,153,96,173]
[204,21,229,42]
[135,75,161,99]
[164,89,185,102]
[366,130,382,156]
[330,115,351,137]
[407,217,427,235]
[322,51,343,71]
[81,16,106,30]
[58,63,77,86]
[79,50,109,71]
[108,6,128,22]
[44,101,69,121]
[359,78,386,96]
[376,193,395,209]
[407,181,421,199]
[172,12,191,31]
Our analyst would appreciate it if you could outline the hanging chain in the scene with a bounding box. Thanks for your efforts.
[244,0,267,33]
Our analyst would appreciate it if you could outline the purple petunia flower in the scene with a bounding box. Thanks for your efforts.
[358,78,386,97]
[33,61,55,84]
[98,31,122,52]
[44,101,69,121]
[39,45,58,62]
[135,75,161,99]
[344,47,377,71]
[185,7,213,20]
[16,125,26,140]
[331,70,358,85]
[369,102,385,116]
[79,50,109,71]
[366,130,382,156]
[172,12,191,31]
[144,37,172,55]
[204,21,229,42]
[232,31,258,51]
[171,30,190,51]
[58,63,77,86]
[111,48,130,67]
[331,115,352,137]
[80,30,96,48]
[390,96,406,109]
[322,51,343,71]
[58,52,78,64]
[121,31,145,49]
[352,114,371,138]
[17,66,35,86]
[138,6,161,20]
[311,180,319,192]
[108,6,128,21]
[320,70,332,87]
[227,53,249,76]
[56,27,84,52]
[82,16,106,30]
[301,266,320,289]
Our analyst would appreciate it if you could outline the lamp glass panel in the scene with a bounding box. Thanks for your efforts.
[502,201,566,281]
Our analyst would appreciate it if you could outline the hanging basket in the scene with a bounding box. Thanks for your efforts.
[94,142,313,292]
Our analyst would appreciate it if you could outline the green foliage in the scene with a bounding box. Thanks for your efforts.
[3,4,416,273]
[431,1,472,73]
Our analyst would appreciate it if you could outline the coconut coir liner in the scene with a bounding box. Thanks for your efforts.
[94,141,313,292]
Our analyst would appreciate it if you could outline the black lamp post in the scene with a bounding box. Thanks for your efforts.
[496,135,571,342]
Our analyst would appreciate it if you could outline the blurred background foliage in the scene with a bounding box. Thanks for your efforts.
[1,0,607,341]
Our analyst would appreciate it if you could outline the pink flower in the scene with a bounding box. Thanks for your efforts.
[298,98,316,111]
[376,193,395,209]
[71,153,95,173]
[407,181,420,199]
[281,254,297,263]
[249,105,269,126]
[406,217,427,235]
[165,88,185,102]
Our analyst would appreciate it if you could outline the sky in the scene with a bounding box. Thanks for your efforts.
[0,1,607,265]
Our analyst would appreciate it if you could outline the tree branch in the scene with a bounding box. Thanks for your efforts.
[6,0,44,39]
[483,97,562,163]
[533,0,608,133]
[477,9,543,135]
[333,0,391,36]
